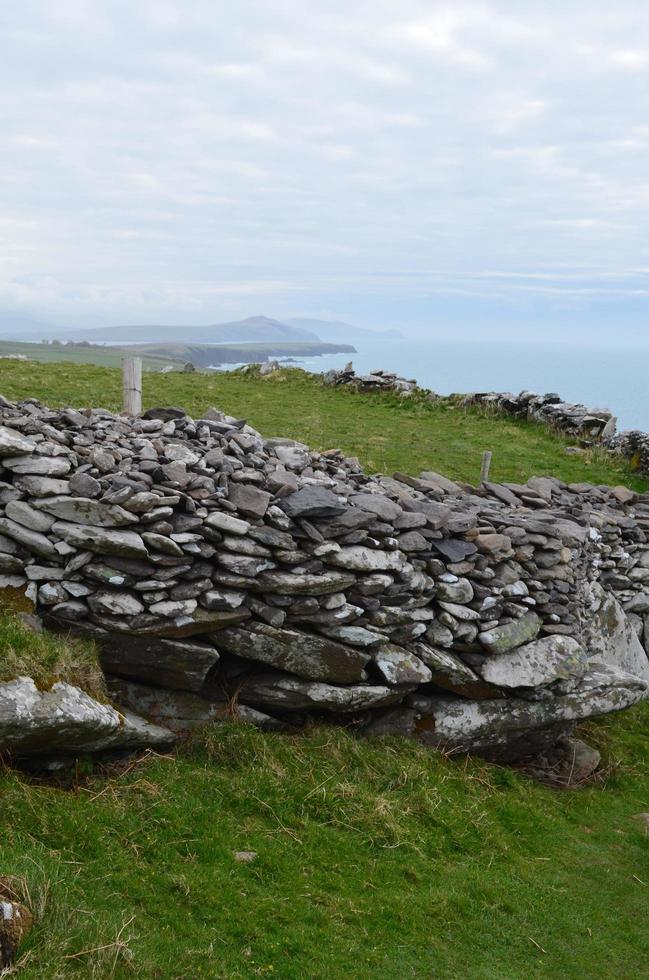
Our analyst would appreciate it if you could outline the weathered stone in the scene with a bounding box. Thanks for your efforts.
[477,635,588,688]
[204,511,251,535]
[0,518,57,559]
[551,736,601,782]
[217,552,275,577]
[149,599,197,618]
[352,493,402,522]
[3,454,70,476]
[475,533,511,554]
[5,500,55,533]
[438,601,481,621]
[413,642,495,698]
[200,588,246,610]
[33,496,138,527]
[478,612,542,654]
[0,426,35,457]
[51,521,149,559]
[215,623,369,683]
[239,672,404,711]
[256,569,356,596]
[316,625,384,648]
[326,546,405,573]
[419,667,648,760]
[88,591,145,617]
[372,644,432,685]
[436,577,473,603]
[108,677,221,729]
[99,635,219,692]
[430,539,478,562]
[69,471,101,497]
[0,677,174,754]
[583,583,649,684]
[113,607,250,638]
[13,475,70,497]
[227,483,271,518]
[279,486,346,520]
[141,532,184,556]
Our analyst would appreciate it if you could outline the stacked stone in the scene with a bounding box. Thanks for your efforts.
[0,394,648,762]
[323,364,418,397]
[461,390,616,440]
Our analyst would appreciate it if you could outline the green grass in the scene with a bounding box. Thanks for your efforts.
[1,361,649,977]
[0,612,105,699]
[2,708,649,979]
[0,341,179,371]
[0,360,645,489]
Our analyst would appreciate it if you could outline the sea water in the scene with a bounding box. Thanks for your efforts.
[227,337,649,433]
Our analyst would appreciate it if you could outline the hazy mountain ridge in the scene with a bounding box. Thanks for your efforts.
[0,313,319,344]
[286,317,404,341]
[0,310,402,345]
[61,316,319,344]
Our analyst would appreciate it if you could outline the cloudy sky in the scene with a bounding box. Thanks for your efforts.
[2,1,649,335]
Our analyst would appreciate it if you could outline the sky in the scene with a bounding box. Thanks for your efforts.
[2,1,649,337]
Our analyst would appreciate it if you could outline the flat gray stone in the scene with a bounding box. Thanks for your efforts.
[99,635,220,692]
[0,518,57,559]
[351,493,402,522]
[279,486,347,520]
[33,496,138,527]
[214,623,370,683]
[227,483,271,518]
[2,455,70,476]
[204,511,251,535]
[436,578,474,603]
[51,522,149,559]
[372,644,432,685]
[478,612,542,654]
[0,426,36,457]
[5,500,55,533]
[420,666,649,761]
[478,636,588,688]
[0,677,174,754]
[584,583,649,684]
[326,546,405,573]
[88,591,145,617]
[256,569,356,596]
[13,476,70,497]
[239,672,404,711]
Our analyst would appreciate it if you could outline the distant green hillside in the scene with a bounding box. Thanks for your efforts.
[0,339,355,371]
[0,340,179,370]
[130,340,355,367]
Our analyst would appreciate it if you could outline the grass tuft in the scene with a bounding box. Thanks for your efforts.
[0,612,105,700]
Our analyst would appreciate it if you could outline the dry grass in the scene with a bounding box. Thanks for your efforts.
[0,613,105,701]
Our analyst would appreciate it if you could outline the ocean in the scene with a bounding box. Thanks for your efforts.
[227,337,649,433]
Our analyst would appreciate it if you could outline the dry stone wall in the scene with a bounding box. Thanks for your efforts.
[322,364,649,477]
[0,392,648,762]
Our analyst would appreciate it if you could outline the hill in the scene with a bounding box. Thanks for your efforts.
[129,340,355,367]
[63,315,319,345]
[0,339,355,370]
[286,316,404,341]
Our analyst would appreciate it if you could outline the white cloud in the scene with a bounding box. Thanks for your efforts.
[1,1,649,328]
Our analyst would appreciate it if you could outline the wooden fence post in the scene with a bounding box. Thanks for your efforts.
[122,357,142,415]
[480,450,492,484]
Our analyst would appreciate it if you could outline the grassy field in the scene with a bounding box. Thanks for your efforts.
[0,359,645,490]
[0,341,179,371]
[0,340,354,372]
[1,361,648,978]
